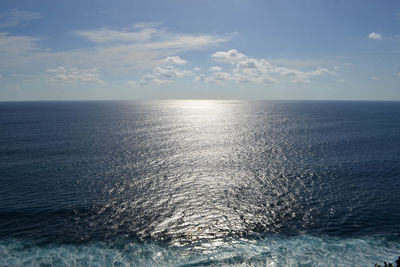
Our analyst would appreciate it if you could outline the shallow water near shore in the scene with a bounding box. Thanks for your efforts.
[1,100,399,266]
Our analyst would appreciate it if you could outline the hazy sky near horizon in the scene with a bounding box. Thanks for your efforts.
[0,0,399,101]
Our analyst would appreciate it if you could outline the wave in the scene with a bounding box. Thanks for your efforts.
[1,234,399,266]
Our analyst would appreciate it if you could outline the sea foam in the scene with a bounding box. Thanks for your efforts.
[1,234,399,266]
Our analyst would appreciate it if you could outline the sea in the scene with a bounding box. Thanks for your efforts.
[0,100,399,266]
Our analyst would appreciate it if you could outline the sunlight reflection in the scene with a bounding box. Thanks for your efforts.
[166,99,235,112]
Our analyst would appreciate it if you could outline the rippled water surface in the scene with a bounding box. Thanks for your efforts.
[1,100,400,266]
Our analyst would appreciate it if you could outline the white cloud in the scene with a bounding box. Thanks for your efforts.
[153,65,193,79]
[144,34,229,50]
[198,49,333,85]
[236,59,270,70]
[0,32,40,55]
[0,74,2,79]
[209,66,222,72]
[368,32,382,40]
[211,49,248,64]
[125,81,138,87]
[133,21,161,29]
[370,76,379,81]
[208,53,275,84]
[273,66,332,82]
[137,65,193,86]
[232,58,275,84]
[164,56,186,65]
[0,23,337,90]
[308,67,332,76]
[0,9,41,28]
[197,72,231,85]
[0,22,234,88]
[47,66,66,73]
[235,59,272,76]
[260,76,277,84]
[194,74,206,82]
[0,23,230,76]
[47,66,104,84]
[271,67,295,77]
[74,27,158,43]
[268,58,335,68]
[397,72,400,77]
[140,74,169,86]
[213,71,233,81]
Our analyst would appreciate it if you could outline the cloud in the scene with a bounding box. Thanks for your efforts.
[232,58,275,84]
[164,56,186,65]
[0,9,41,28]
[0,32,40,55]
[144,34,229,50]
[133,21,161,29]
[308,67,332,76]
[75,23,230,49]
[209,66,222,72]
[47,66,66,73]
[368,32,382,40]
[273,66,332,82]
[0,23,231,77]
[211,49,248,64]
[0,23,336,90]
[207,61,275,85]
[137,65,193,86]
[125,81,138,87]
[194,72,232,85]
[47,66,104,83]
[212,71,233,81]
[236,58,271,70]
[194,74,206,82]
[235,59,272,77]
[207,51,275,84]
[74,27,158,43]
[273,67,300,77]
[397,72,400,77]
[0,74,2,79]
[197,49,333,85]
[260,76,277,84]
[139,73,170,86]
[268,58,336,68]
[370,76,379,81]
[153,65,193,79]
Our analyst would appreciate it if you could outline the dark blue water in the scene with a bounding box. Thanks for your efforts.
[0,100,399,266]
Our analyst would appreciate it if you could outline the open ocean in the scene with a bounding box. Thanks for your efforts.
[0,100,399,266]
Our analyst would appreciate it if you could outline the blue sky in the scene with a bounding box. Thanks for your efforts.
[0,0,399,101]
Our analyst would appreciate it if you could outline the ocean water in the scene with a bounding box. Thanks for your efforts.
[0,100,399,266]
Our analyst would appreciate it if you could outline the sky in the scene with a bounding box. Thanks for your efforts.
[0,0,399,101]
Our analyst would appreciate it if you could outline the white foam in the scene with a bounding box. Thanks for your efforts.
[0,234,399,266]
